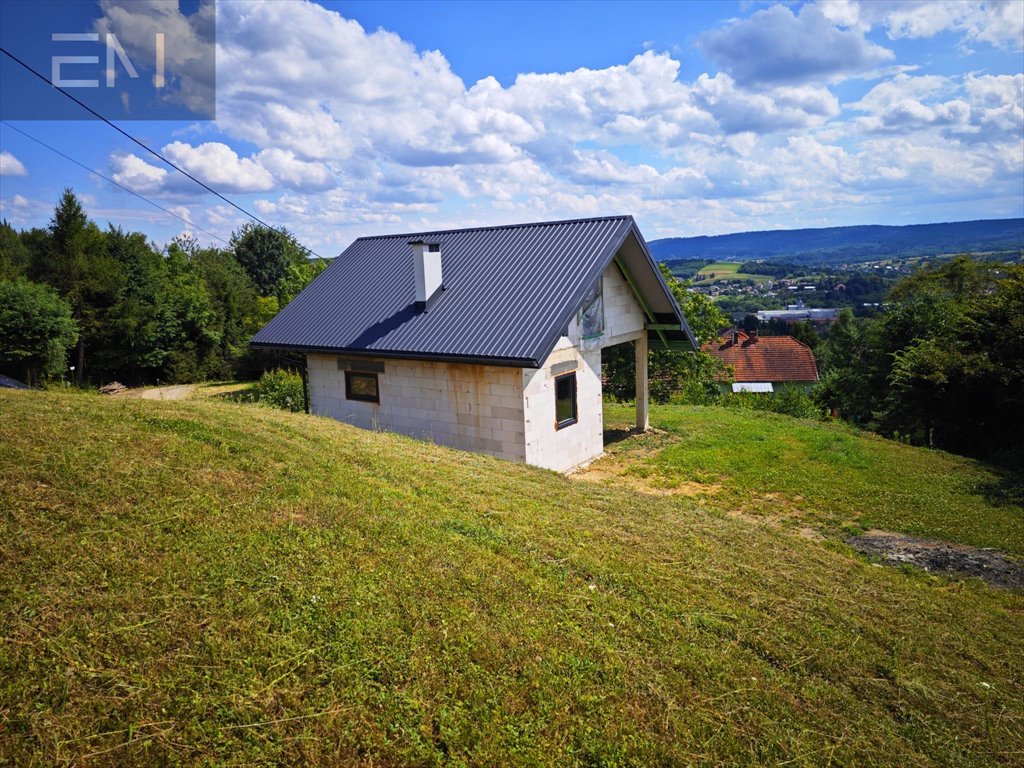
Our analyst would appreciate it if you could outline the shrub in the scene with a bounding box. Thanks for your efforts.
[722,385,824,420]
[250,368,305,412]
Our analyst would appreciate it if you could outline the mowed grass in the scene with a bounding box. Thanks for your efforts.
[1,391,1022,766]
[602,403,1024,556]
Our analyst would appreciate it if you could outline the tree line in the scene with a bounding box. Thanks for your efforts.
[0,188,326,386]
[4,191,1020,463]
[814,256,1023,462]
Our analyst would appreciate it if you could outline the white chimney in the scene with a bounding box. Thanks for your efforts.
[409,239,443,308]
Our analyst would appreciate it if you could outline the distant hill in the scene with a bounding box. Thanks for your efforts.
[648,218,1024,265]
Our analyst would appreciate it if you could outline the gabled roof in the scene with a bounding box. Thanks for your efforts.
[703,331,819,383]
[252,215,696,368]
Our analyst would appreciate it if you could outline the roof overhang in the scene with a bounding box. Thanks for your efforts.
[249,341,540,369]
[535,219,699,359]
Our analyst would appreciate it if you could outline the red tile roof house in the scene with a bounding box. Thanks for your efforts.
[252,216,697,472]
[703,330,818,393]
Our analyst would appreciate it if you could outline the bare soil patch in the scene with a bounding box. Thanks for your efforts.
[112,384,197,401]
[848,530,1024,590]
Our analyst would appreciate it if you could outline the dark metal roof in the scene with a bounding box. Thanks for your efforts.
[0,373,30,389]
[252,215,695,367]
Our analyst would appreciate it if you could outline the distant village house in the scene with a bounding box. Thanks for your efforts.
[704,330,818,393]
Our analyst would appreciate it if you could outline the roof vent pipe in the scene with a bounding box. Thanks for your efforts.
[409,240,443,310]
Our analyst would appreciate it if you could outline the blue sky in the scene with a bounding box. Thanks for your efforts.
[1,0,1021,257]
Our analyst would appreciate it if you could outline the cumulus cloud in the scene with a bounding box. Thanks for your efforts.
[110,153,168,194]
[848,72,1024,141]
[110,142,335,195]
[87,0,1020,251]
[699,3,895,85]
[0,151,27,176]
[692,73,840,133]
[94,0,216,115]
[161,142,274,193]
[822,0,1024,50]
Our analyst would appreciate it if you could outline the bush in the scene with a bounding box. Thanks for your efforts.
[249,368,305,412]
[0,278,78,386]
[722,385,824,419]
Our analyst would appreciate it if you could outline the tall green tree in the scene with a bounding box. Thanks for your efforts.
[31,189,124,384]
[158,243,221,382]
[0,278,78,385]
[876,258,1023,455]
[818,257,1024,459]
[89,226,168,383]
[0,220,30,280]
[230,222,305,295]
[814,308,885,424]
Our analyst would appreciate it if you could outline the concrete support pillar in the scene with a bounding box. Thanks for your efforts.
[635,334,649,432]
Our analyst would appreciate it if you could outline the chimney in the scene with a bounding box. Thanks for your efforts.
[750,329,758,342]
[409,240,443,310]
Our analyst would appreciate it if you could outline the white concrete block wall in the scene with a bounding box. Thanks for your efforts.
[306,354,526,462]
[522,339,604,472]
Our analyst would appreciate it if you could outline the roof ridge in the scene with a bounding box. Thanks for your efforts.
[353,215,634,242]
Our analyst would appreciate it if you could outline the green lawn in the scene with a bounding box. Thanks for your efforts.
[603,403,1024,556]
[1,391,1022,766]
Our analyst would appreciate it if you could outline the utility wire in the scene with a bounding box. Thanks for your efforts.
[0,46,323,259]
[2,120,232,246]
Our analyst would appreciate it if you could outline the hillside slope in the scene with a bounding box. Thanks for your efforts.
[1,392,1022,766]
[649,218,1024,265]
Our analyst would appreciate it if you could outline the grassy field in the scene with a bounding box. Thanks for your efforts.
[693,261,770,286]
[600,403,1024,556]
[1,391,1022,766]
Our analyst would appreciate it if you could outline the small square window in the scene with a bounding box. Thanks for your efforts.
[345,371,379,403]
[555,372,577,430]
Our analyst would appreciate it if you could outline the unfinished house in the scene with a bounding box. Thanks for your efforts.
[252,216,696,472]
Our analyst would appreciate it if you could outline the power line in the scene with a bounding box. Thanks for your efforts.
[2,120,231,246]
[0,46,323,259]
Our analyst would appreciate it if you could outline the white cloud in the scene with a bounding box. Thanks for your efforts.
[0,151,27,176]
[692,73,840,133]
[253,149,334,190]
[848,72,1023,141]
[70,0,1018,252]
[94,0,216,115]
[820,1,1024,50]
[110,153,168,194]
[699,3,895,85]
[161,141,274,193]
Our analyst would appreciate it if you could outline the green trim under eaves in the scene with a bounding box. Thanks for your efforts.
[613,254,669,348]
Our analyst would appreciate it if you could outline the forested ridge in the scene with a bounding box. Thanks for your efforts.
[650,218,1024,264]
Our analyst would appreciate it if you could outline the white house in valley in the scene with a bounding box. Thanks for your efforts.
[252,216,696,472]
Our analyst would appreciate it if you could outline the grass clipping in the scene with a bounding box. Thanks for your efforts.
[1,391,1022,766]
